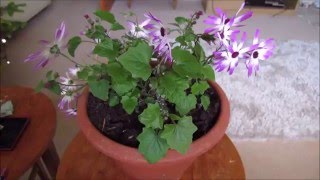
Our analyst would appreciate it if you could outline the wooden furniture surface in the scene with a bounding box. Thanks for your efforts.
[0,87,58,179]
[57,132,245,179]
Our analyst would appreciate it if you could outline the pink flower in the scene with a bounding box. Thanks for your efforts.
[214,32,257,75]
[24,22,67,69]
[246,29,275,76]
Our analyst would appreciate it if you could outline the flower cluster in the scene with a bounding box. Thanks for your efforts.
[24,6,274,163]
[204,3,275,75]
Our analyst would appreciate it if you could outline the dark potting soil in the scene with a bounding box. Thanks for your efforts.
[87,89,221,148]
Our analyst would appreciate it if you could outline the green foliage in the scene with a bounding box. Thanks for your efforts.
[1,2,26,38]
[175,17,188,24]
[35,80,45,93]
[93,38,120,61]
[174,93,197,115]
[137,128,169,164]
[172,47,202,78]
[161,116,197,154]
[202,65,215,80]
[191,81,209,95]
[111,22,125,31]
[201,95,210,111]
[139,103,164,129]
[94,10,116,23]
[157,72,189,103]
[28,11,222,164]
[118,42,152,80]
[88,79,110,101]
[121,95,138,114]
[68,36,81,57]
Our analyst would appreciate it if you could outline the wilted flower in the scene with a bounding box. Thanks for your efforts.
[246,29,275,76]
[24,22,66,69]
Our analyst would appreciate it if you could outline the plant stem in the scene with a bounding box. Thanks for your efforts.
[81,40,97,44]
[59,52,83,66]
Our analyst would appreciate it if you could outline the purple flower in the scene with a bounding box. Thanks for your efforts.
[127,18,153,38]
[24,22,67,69]
[203,3,252,37]
[58,91,77,110]
[144,12,162,24]
[150,27,173,63]
[214,32,256,75]
[60,72,78,91]
[65,108,77,116]
[246,29,275,76]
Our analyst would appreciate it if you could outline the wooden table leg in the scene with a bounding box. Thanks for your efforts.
[32,160,50,180]
[128,0,132,8]
[41,141,60,179]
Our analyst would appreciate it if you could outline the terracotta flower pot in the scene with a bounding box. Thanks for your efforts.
[77,81,230,180]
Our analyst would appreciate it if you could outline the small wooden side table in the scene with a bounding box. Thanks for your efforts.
[57,132,245,179]
[0,87,59,180]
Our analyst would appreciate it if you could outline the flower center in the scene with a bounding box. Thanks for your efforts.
[220,32,224,39]
[50,44,60,54]
[232,52,239,58]
[160,27,165,37]
[224,18,230,24]
[253,51,259,58]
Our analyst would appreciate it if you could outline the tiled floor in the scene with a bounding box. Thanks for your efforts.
[1,0,319,179]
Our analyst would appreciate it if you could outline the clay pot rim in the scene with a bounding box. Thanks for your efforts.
[77,80,230,164]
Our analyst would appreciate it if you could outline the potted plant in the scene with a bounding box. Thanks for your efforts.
[24,3,274,179]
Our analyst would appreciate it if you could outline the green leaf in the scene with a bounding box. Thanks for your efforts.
[88,79,110,101]
[175,17,188,24]
[161,116,197,154]
[157,72,189,103]
[94,10,116,23]
[172,47,202,78]
[194,44,205,63]
[121,95,138,114]
[184,33,196,42]
[108,92,120,107]
[139,103,164,129]
[93,38,119,61]
[191,81,209,95]
[111,22,125,31]
[201,95,210,111]
[175,36,187,46]
[175,94,197,115]
[35,80,45,93]
[47,81,62,95]
[68,36,81,57]
[202,65,215,80]
[106,62,137,96]
[77,67,90,80]
[118,42,152,80]
[137,128,169,164]
[169,114,181,121]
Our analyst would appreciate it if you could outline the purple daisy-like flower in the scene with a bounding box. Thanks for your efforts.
[58,91,78,110]
[214,32,256,75]
[246,29,275,76]
[203,3,252,36]
[60,72,78,91]
[150,27,173,63]
[127,18,153,39]
[24,22,66,69]
[65,108,77,116]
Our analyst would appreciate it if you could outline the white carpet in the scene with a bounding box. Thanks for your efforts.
[111,0,320,140]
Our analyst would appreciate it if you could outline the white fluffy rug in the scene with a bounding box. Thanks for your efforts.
[111,0,320,139]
